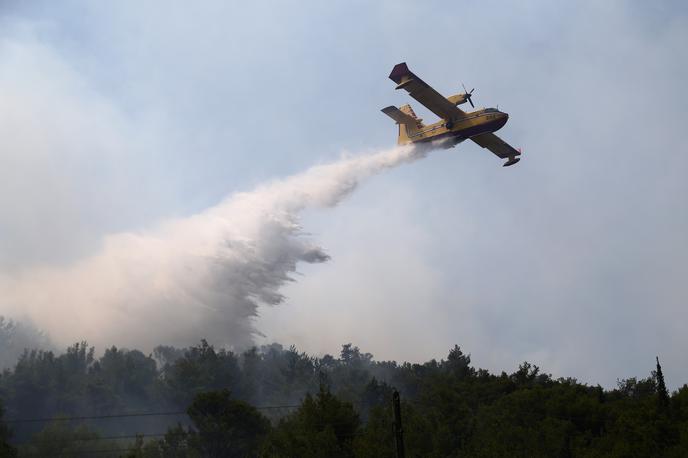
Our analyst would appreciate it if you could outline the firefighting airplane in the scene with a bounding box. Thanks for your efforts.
[382,63,521,166]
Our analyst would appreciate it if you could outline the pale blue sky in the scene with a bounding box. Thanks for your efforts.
[1,1,687,388]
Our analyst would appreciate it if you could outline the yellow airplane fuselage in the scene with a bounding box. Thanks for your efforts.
[398,107,508,147]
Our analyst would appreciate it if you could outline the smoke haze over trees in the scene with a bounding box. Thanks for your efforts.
[0,317,52,371]
[1,340,687,456]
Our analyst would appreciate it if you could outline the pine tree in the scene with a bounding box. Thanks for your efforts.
[655,356,670,412]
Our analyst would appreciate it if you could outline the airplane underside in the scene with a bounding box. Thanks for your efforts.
[414,116,508,147]
[412,118,520,166]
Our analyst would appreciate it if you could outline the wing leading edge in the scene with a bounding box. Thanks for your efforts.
[388,62,466,121]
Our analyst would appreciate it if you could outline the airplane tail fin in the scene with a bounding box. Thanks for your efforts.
[381,104,424,144]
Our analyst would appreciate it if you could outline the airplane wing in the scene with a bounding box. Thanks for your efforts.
[389,62,466,121]
[471,132,521,159]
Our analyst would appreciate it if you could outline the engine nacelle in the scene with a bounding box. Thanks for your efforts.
[446,93,469,106]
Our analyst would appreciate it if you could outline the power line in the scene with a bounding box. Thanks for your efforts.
[14,426,363,450]
[5,411,186,424]
[5,404,300,424]
[15,432,168,447]
[255,404,300,410]
[54,446,143,456]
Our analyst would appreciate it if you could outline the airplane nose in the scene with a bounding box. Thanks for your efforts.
[493,112,509,131]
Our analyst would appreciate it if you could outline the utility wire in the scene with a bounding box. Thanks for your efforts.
[5,404,300,424]
[17,432,167,443]
[58,446,142,456]
[14,426,364,450]
[6,411,187,424]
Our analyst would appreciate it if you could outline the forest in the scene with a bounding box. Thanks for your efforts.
[0,338,687,457]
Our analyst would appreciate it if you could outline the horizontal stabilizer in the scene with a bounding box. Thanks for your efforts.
[381,106,417,125]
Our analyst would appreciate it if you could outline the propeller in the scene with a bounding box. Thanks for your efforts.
[462,83,475,108]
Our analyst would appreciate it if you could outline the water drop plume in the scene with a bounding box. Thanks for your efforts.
[0,144,429,350]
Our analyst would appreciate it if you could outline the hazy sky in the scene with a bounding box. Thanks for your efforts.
[0,1,687,388]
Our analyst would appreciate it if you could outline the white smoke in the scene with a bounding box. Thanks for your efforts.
[0,144,428,350]
[0,316,53,369]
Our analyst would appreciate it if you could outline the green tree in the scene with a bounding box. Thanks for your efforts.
[0,399,16,458]
[187,389,270,458]
[263,384,360,457]
[655,356,670,412]
[445,345,473,378]
[653,356,678,453]
[159,424,200,458]
[18,421,117,458]
[161,340,243,407]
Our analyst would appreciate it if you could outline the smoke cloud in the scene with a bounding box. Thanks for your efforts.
[0,316,53,369]
[0,144,426,351]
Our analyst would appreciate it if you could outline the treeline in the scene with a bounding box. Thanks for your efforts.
[0,340,687,457]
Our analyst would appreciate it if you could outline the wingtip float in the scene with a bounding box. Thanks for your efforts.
[382,62,522,167]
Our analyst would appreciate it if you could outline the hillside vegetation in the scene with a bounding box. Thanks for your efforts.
[0,341,686,457]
